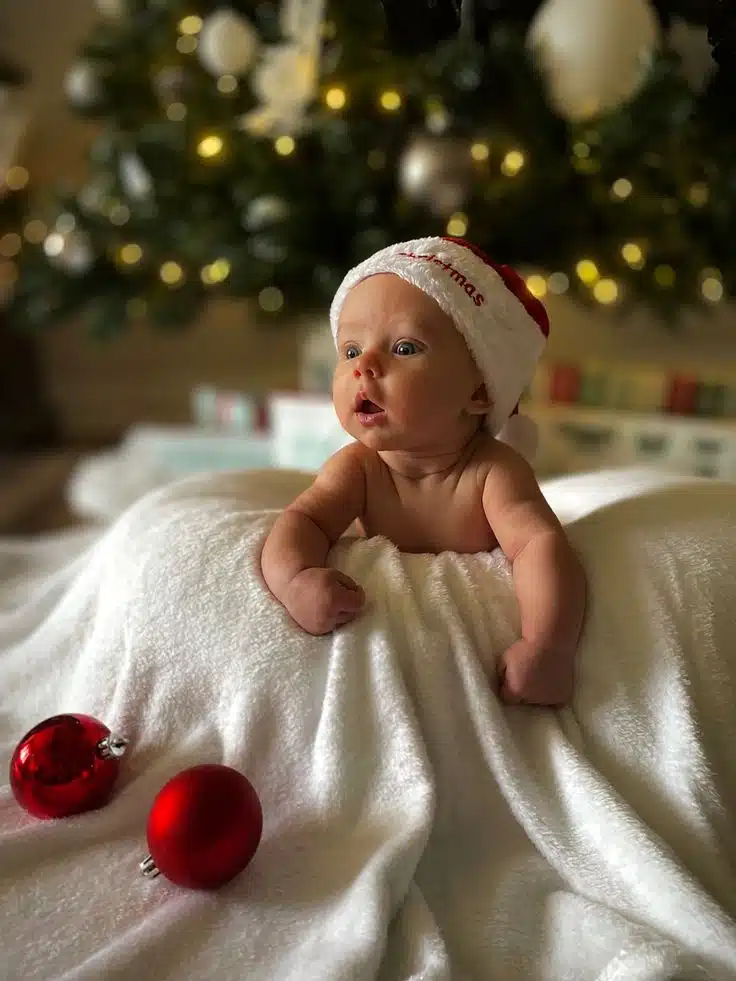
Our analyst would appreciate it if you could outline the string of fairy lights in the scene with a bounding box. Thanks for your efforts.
[0,11,727,322]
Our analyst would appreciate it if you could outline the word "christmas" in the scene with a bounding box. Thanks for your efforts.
[397,251,486,306]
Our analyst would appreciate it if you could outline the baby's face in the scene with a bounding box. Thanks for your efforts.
[333,273,487,452]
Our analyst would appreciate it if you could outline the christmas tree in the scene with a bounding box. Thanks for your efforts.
[0,55,30,307]
[5,0,734,337]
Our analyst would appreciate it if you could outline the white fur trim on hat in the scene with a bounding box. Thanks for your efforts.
[329,237,548,456]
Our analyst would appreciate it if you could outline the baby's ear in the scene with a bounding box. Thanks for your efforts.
[467,382,492,416]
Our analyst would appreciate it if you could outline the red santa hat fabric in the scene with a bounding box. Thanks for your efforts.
[329,235,550,461]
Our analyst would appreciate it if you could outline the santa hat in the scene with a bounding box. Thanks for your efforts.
[329,235,549,461]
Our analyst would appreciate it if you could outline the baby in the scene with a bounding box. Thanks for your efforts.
[261,236,587,707]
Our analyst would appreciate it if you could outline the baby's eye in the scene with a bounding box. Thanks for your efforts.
[344,344,361,360]
[393,339,420,356]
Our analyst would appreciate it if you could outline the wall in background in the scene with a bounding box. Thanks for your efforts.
[3,0,736,440]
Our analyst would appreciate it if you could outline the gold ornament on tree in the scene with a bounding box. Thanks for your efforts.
[527,0,660,121]
[399,134,476,218]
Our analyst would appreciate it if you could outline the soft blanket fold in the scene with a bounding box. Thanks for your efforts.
[0,468,735,981]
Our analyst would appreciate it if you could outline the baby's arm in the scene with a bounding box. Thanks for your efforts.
[482,446,587,707]
[260,443,367,634]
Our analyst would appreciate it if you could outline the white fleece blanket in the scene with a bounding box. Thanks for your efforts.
[1,468,735,981]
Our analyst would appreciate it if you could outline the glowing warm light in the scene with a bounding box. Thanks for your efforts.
[611,178,633,200]
[109,204,131,226]
[470,141,490,162]
[201,258,231,284]
[325,86,347,110]
[4,166,29,191]
[176,36,198,54]
[258,286,284,311]
[23,220,47,244]
[701,277,724,303]
[119,243,143,265]
[654,265,676,287]
[166,103,187,121]
[593,278,619,304]
[178,15,203,34]
[274,135,295,156]
[572,142,590,158]
[576,259,599,284]
[217,75,238,94]
[688,182,709,207]
[43,232,65,258]
[379,90,402,111]
[446,212,468,236]
[56,213,76,234]
[621,243,644,268]
[197,135,224,158]
[426,104,449,134]
[525,274,547,298]
[0,233,22,258]
[547,272,569,294]
[501,150,525,176]
[160,260,184,285]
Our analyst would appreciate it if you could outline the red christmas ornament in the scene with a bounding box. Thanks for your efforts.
[140,764,263,890]
[9,713,128,819]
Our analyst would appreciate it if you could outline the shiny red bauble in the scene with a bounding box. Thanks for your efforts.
[9,713,128,819]
[140,764,263,890]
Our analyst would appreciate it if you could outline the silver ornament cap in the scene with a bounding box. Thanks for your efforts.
[140,855,160,879]
[97,733,128,760]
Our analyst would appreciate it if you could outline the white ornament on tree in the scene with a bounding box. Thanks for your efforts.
[119,152,153,200]
[240,0,326,136]
[198,9,259,77]
[244,44,317,135]
[65,60,103,110]
[528,0,660,121]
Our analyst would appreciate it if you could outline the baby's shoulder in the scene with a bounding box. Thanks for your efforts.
[468,434,535,489]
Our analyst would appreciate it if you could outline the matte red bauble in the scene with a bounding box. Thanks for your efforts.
[140,763,263,890]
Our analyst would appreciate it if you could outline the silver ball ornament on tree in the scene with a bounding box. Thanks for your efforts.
[64,60,104,111]
[198,9,260,77]
[242,195,290,232]
[399,134,476,218]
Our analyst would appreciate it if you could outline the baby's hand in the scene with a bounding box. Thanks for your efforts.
[498,638,575,708]
[282,567,365,635]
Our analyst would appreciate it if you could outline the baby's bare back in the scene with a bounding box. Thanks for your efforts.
[357,441,499,554]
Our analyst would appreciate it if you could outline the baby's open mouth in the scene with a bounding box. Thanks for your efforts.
[355,392,383,415]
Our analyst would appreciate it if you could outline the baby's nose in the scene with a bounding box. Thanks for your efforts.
[353,352,382,378]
